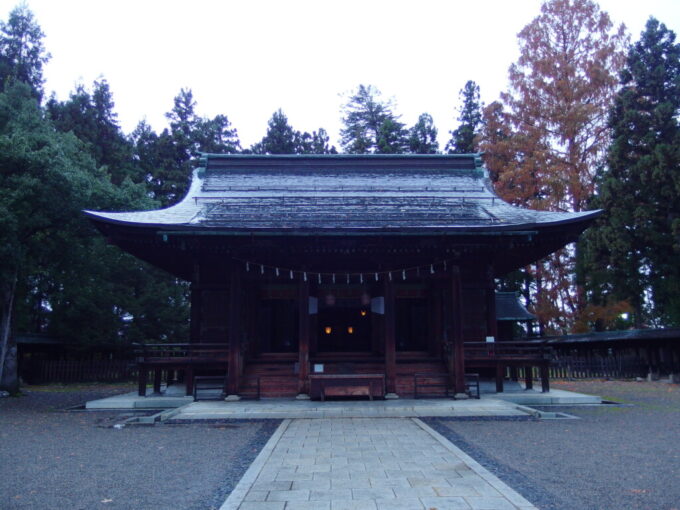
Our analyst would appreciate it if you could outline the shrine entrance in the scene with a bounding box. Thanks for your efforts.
[317,298,372,353]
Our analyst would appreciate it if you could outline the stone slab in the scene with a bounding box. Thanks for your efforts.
[85,391,193,409]
[219,417,539,510]
[491,388,601,405]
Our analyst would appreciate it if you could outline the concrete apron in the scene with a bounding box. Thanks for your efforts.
[171,397,533,421]
[86,387,600,419]
[220,417,539,510]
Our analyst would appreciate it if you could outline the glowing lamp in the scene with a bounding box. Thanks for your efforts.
[324,326,332,335]
[347,326,354,334]
[360,310,367,317]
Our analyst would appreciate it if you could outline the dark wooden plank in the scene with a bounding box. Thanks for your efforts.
[495,363,504,393]
[525,365,533,390]
[451,266,466,394]
[226,266,241,396]
[298,279,310,395]
[486,267,498,340]
[384,279,397,394]
[138,366,148,396]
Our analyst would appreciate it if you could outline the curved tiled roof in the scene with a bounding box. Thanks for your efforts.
[84,154,600,233]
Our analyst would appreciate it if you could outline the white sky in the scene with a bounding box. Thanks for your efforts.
[2,0,679,149]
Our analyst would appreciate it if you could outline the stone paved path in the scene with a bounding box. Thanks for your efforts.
[221,418,538,510]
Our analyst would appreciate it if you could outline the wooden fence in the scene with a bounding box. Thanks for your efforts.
[27,359,137,383]
[511,356,647,380]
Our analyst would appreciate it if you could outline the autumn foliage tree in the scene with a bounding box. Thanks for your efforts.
[479,0,628,333]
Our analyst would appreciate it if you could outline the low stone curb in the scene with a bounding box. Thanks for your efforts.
[413,417,539,510]
[219,418,292,510]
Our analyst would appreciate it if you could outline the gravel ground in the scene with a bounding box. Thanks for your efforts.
[426,379,680,510]
[0,385,280,510]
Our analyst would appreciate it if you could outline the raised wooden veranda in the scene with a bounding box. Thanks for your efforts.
[134,340,552,398]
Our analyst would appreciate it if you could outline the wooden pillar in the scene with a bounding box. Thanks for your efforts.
[298,279,310,396]
[190,262,201,343]
[246,284,259,357]
[525,365,534,390]
[485,266,498,340]
[138,365,148,396]
[224,266,241,398]
[384,278,397,396]
[451,267,466,395]
[153,368,162,394]
[540,363,550,392]
[495,364,504,393]
[430,283,443,358]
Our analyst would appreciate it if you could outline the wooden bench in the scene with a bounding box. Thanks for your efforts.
[309,374,385,401]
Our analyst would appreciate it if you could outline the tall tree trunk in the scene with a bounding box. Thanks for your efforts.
[0,270,18,394]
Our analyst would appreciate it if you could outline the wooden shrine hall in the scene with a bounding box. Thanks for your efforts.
[85,154,600,400]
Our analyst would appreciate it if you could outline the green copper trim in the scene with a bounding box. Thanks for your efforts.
[157,230,538,238]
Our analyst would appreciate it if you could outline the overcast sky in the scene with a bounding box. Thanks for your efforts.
[2,0,679,149]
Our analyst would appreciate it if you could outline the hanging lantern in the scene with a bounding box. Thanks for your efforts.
[246,261,250,272]
[360,310,367,317]
[346,273,350,284]
[289,269,294,279]
[276,267,280,277]
[324,326,332,335]
[347,326,354,335]
[318,273,322,284]
[260,265,264,274]
[430,264,434,274]
[303,272,307,282]
[402,269,406,280]
[375,272,379,281]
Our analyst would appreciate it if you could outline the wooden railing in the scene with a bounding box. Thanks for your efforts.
[464,341,552,393]
[134,342,231,396]
[133,342,230,361]
[464,341,552,360]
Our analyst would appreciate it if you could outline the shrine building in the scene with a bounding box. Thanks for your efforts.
[85,154,600,400]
